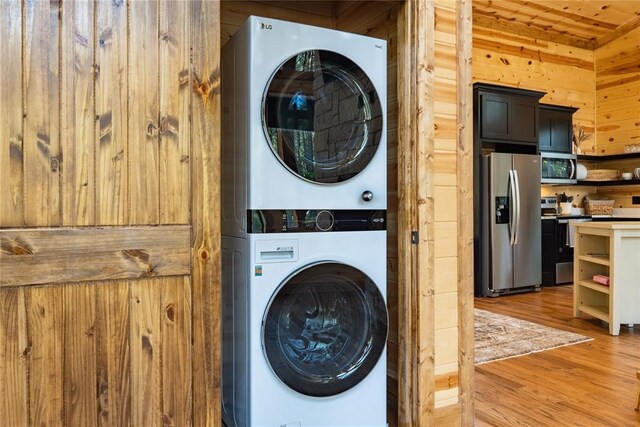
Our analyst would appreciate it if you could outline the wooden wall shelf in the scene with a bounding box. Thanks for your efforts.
[577,179,640,186]
[577,153,640,161]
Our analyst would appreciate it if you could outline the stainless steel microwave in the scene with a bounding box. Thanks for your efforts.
[540,152,577,184]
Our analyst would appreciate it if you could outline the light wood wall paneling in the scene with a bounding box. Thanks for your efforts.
[96,281,131,426]
[0,225,191,287]
[161,276,193,425]
[27,286,64,425]
[335,1,397,35]
[63,283,97,427]
[61,0,95,226]
[472,27,596,150]
[595,188,640,208]
[130,279,162,425]
[0,287,28,426]
[190,1,221,425]
[23,0,61,226]
[129,0,160,225]
[416,0,436,421]
[95,0,128,225]
[595,26,640,155]
[0,0,24,227]
[457,0,474,424]
[160,0,191,225]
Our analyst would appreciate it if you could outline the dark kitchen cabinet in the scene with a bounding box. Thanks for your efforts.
[539,104,578,154]
[474,83,545,144]
[541,219,556,285]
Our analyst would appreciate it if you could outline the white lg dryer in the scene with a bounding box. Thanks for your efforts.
[221,16,387,238]
[222,217,388,427]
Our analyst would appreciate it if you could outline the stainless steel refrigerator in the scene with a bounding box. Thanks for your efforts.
[481,152,541,296]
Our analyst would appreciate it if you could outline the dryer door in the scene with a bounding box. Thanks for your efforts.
[262,262,387,397]
[263,50,383,184]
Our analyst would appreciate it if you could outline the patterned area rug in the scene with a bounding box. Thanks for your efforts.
[475,308,593,365]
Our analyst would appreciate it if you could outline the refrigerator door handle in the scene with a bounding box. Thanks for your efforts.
[513,169,521,245]
[508,170,516,245]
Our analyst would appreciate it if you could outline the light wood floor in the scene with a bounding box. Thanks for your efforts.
[474,285,640,426]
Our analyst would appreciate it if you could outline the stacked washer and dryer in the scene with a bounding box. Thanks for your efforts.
[221,16,388,427]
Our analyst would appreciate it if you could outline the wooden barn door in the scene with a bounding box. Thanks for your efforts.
[0,1,220,425]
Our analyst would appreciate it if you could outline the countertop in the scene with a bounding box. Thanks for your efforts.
[575,221,640,230]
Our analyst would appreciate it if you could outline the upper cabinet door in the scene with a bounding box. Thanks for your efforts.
[511,97,539,143]
[539,105,577,153]
[479,93,512,140]
[476,85,544,144]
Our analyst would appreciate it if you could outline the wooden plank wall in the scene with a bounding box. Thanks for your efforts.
[472,25,596,154]
[595,25,640,155]
[0,1,219,426]
[433,1,463,414]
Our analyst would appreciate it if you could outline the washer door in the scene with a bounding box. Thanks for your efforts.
[262,262,387,397]
[263,50,383,184]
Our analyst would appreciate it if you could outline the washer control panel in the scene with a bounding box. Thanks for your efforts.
[247,209,386,233]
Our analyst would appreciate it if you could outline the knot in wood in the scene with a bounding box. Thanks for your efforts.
[165,303,175,322]
[198,248,210,262]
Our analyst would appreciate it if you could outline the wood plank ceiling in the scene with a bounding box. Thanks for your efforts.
[473,0,640,49]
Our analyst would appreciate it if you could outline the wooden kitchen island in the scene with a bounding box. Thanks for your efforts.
[573,222,640,335]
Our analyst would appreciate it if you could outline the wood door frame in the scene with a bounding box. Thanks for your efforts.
[396,0,474,425]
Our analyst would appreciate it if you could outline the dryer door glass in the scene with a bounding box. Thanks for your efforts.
[263,50,383,184]
[262,262,388,397]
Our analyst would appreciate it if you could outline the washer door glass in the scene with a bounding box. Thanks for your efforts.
[262,262,388,397]
[263,50,383,184]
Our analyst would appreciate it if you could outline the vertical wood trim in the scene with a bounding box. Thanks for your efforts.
[95,0,128,225]
[27,286,64,426]
[61,0,95,226]
[0,288,29,426]
[63,284,98,427]
[23,0,61,226]
[129,0,160,225]
[160,0,190,225]
[416,0,436,422]
[190,1,221,425]
[396,2,418,425]
[130,280,162,425]
[0,0,24,227]
[457,0,475,425]
[96,281,131,427]
[161,276,193,426]
[398,1,437,425]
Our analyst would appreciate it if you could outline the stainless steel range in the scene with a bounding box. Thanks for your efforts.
[540,197,591,285]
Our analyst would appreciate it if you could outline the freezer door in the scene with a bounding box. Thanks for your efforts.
[512,154,542,288]
[489,153,514,291]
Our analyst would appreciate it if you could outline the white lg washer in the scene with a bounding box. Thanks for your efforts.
[222,16,387,238]
[222,223,388,427]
